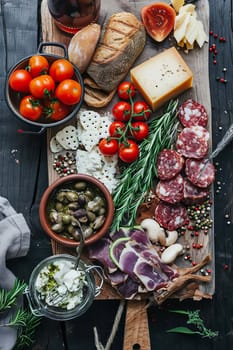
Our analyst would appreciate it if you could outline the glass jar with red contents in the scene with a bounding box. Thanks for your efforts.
[48,0,101,34]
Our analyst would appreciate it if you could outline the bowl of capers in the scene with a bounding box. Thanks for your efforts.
[39,174,114,247]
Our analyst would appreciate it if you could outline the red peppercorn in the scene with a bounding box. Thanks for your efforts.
[224,264,229,270]
[187,225,194,230]
[206,268,212,274]
[209,30,213,35]
[220,78,225,83]
[213,59,217,65]
[192,261,197,266]
[214,33,218,38]
[192,243,197,249]
[194,231,199,237]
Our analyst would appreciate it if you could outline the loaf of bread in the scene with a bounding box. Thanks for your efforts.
[68,23,101,74]
[86,12,146,92]
[84,77,116,108]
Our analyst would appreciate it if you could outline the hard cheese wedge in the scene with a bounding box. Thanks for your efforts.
[130,47,193,111]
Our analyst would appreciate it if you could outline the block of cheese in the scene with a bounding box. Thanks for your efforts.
[130,47,193,111]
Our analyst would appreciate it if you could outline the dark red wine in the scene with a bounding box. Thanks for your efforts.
[48,0,101,34]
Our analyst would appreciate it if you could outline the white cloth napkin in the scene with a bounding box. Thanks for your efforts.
[0,196,31,350]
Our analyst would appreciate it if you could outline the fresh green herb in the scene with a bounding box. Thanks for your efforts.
[0,279,27,311]
[14,310,41,349]
[111,100,179,231]
[0,280,41,349]
[167,309,218,339]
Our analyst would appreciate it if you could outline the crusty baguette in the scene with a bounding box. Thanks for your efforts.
[84,77,116,108]
[87,12,146,92]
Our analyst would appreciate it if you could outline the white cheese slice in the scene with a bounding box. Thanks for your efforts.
[56,126,79,151]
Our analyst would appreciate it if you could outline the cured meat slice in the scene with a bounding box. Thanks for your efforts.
[156,174,184,204]
[154,202,188,230]
[185,159,216,188]
[183,178,210,203]
[176,126,209,159]
[178,99,208,128]
[156,149,184,180]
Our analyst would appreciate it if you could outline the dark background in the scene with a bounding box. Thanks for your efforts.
[0,0,233,349]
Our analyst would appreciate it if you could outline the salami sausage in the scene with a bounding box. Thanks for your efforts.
[176,126,209,159]
[156,174,184,204]
[185,158,215,188]
[178,99,208,128]
[154,202,188,230]
[156,149,184,180]
[183,178,209,204]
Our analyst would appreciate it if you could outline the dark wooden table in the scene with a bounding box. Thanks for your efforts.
[1,0,233,349]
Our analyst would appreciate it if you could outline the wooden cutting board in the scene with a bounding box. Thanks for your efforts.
[40,0,212,349]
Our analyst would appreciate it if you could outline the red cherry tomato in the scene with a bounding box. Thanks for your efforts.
[9,69,32,93]
[141,3,176,42]
[130,122,149,141]
[112,101,131,122]
[55,79,82,105]
[99,138,119,156]
[109,121,125,138]
[117,81,136,100]
[49,59,74,82]
[19,95,43,121]
[28,55,49,77]
[119,140,139,163]
[133,101,151,121]
[44,99,70,121]
[29,75,55,99]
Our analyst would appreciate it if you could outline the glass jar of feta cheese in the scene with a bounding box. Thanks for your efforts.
[25,254,103,321]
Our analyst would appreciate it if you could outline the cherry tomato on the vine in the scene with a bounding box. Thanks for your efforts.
[130,121,149,141]
[133,101,151,121]
[19,95,42,121]
[99,138,119,156]
[55,79,82,105]
[118,140,139,163]
[49,59,74,82]
[112,101,131,122]
[28,55,49,77]
[29,75,55,99]
[44,99,70,121]
[109,121,125,138]
[117,81,136,100]
[9,69,32,93]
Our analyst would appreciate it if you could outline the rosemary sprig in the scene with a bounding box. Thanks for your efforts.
[14,310,41,349]
[167,309,219,339]
[0,279,27,311]
[111,100,179,231]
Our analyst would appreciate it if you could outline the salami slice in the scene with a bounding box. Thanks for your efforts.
[156,149,184,180]
[176,126,209,159]
[154,202,188,230]
[183,178,209,204]
[156,174,184,204]
[185,158,216,188]
[178,99,208,128]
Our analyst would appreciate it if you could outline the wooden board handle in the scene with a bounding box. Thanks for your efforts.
[124,300,151,350]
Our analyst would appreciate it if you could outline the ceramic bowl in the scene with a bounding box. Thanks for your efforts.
[39,174,114,247]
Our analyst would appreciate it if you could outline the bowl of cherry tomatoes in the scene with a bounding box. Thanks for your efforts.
[5,42,84,134]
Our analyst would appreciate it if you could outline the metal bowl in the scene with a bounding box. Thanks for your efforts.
[5,42,84,134]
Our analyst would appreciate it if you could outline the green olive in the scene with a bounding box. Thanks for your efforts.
[74,181,87,191]
[62,214,72,225]
[55,202,64,212]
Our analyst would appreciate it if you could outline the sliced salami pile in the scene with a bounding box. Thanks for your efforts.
[154,99,215,231]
